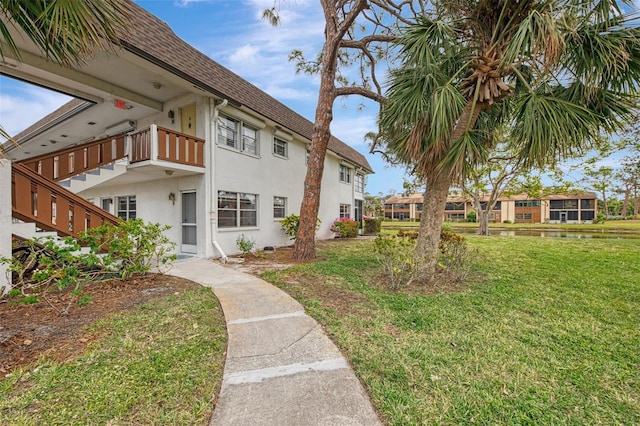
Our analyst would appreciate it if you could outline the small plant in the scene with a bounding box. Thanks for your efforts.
[594,212,606,224]
[364,218,382,234]
[280,214,321,240]
[437,230,475,284]
[330,217,359,238]
[236,234,256,256]
[466,212,477,222]
[373,234,423,290]
[1,219,176,315]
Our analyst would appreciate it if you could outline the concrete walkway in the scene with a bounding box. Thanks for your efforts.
[168,258,382,426]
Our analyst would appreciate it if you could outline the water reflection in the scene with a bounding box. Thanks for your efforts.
[453,228,640,239]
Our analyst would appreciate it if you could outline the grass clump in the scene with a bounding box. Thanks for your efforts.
[0,286,226,425]
[264,237,640,425]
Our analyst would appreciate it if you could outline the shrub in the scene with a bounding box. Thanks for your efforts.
[594,212,606,224]
[373,234,422,290]
[330,217,360,238]
[374,228,474,289]
[364,218,382,235]
[1,219,176,315]
[437,230,475,284]
[397,230,418,240]
[236,234,256,256]
[280,214,321,240]
[503,219,512,224]
[82,219,176,277]
[466,212,477,222]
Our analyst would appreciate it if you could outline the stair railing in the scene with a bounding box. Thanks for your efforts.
[12,162,120,238]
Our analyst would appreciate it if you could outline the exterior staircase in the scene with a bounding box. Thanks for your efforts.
[59,161,128,192]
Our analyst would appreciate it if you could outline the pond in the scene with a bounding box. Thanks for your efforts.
[452,228,640,239]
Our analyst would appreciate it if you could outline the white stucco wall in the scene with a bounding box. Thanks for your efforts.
[211,106,365,255]
[78,174,207,256]
[74,101,368,258]
[0,159,11,294]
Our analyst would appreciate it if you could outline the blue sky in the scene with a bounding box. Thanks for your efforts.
[0,0,408,196]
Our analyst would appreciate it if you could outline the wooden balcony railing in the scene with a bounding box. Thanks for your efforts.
[130,125,205,167]
[12,163,119,239]
[18,135,126,182]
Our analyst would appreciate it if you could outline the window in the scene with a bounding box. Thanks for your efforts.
[445,202,465,210]
[549,200,563,209]
[393,203,410,209]
[565,199,578,209]
[515,213,533,220]
[481,201,502,210]
[581,199,595,209]
[340,203,350,218]
[581,210,595,221]
[355,199,363,222]
[218,115,259,155]
[339,165,351,183]
[117,195,136,220]
[218,191,257,228]
[515,200,541,207]
[354,173,364,193]
[100,197,112,213]
[305,149,310,165]
[273,138,288,158]
[273,196,287,219]
[416,203,423,211]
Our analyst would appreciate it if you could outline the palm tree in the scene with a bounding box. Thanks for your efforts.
[379,0,640,277]
[0,0,128,154]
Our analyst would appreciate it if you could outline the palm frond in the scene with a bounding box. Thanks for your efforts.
[0,0,128,66]
[510,90,601,168]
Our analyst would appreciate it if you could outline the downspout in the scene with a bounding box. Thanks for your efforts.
[210,98,229,262]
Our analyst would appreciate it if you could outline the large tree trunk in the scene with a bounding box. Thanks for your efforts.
[293,72,335,261]
[416,171,453,277]
[634,185,639,220]
[477,210,490,235]
[621,187,630,217]
[293,1,369,261]
[414,99,482,276]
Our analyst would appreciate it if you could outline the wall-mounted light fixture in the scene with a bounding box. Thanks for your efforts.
[168,109,175,124]
[164,170,174,176]
[168,192,176,205]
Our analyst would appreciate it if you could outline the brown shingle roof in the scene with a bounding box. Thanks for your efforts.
[9,1,373,172]
[120,1,372,172]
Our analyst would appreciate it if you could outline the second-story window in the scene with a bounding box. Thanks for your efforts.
[339,165,351,183]
[273,138,288,158]
[354,173,364,192]
[218,114,259,156]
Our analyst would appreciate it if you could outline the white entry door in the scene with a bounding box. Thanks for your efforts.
[181,191,197,253]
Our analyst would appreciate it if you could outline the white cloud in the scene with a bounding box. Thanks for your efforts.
[174,0,213,7]
[0,81,71,139]
[330,113,377,148]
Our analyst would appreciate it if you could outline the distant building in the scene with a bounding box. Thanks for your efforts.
[384,192,598,224]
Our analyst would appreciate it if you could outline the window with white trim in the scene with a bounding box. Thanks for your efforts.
[117,195,136,220]
[218,115,259,155]
[273,138,288,158]
[354,173,364,193]
[340,203,350,218]
[339,165,351,183]
[218,191,258,228]
[273,196,287,219]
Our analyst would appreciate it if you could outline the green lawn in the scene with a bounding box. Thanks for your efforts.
[0,286,226,425]
[263,237,640,425]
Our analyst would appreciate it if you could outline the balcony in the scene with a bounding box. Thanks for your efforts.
[130,125,205,172]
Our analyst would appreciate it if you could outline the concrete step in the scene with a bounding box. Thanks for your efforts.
[60,162,128,193]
